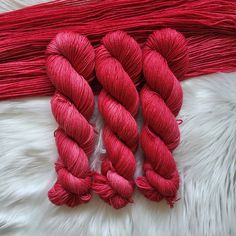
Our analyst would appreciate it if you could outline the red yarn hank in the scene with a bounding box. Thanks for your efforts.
[136,28,189,207]
[1,0,236,100]
[92,31,142,209]
[46,32,95,207]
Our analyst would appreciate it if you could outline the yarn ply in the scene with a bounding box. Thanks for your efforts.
[136,29,189,207]
[93,31,142,209]
[46,32,95,207]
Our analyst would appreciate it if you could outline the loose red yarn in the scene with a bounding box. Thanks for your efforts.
[136,29,189,207]
[46,32,95,207]
[92,31,142,209]
[1,0,236,100]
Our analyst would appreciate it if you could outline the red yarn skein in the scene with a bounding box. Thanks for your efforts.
[46,32,95,207]
[136,28,189,207]
[93,31,142,209]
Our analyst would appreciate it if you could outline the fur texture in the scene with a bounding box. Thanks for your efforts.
[0,73,236,236]
[0,0,48,12]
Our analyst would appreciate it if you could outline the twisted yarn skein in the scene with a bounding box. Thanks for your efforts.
[136,28,189,207]
[93,31,142,209]
[46,32,95,207]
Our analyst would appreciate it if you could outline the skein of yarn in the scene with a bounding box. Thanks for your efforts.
[136,28,189,207]
[92,31,142,209]
[46,31,95,207]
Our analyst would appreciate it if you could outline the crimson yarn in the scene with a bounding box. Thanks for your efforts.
[46,32,95,207]
[136,28,189,207]
[92,31,142,209]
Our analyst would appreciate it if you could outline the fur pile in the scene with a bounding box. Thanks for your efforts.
[1,73,236,235]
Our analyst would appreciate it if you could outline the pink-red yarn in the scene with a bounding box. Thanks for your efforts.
[1,0,236,100]
[136,28,189,207]
[46,32,95,207]
[92,31,142,209]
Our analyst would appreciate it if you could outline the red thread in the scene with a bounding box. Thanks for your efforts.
[92,31,142,209]
[46,32,95,207]
[177,119,183,125]
[0,0,236,100]
[136,28,189,207]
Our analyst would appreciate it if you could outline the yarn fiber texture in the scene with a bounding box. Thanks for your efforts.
[92,31,142,209]
[46,31,95,207]
[136,28,189,207]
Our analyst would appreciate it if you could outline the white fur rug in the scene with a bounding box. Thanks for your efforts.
[0,1,236,236]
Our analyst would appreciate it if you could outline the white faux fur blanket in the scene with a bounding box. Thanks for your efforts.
[0,1,236,236]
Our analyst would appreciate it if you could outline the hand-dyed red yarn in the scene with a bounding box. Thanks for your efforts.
[92,31,142,209]
[46,32,95,207]
[136,28,189,207]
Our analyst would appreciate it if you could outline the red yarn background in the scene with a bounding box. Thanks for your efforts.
[0,0,236,100]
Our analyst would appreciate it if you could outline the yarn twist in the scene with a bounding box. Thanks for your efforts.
[92,31,142,209]
[46,32,95,207]
[136,28,189,207]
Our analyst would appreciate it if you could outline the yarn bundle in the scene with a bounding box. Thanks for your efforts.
[136,29,188,207]
[46,32,96,207]
[45,28,186,209]
[92,31,142,209]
